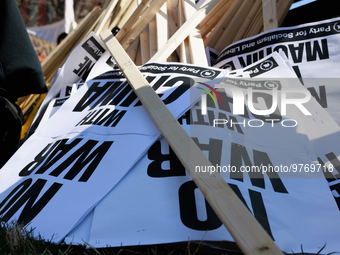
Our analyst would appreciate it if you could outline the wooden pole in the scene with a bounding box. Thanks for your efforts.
[233,0,262,43]
[262,0,278,31]
[199,0,233,38]
[119,0,167,50]
[213,0,255,52]
[115,0,153,42]
[182,0,208,66]
[178,0,189,63]
[203,0,243,49]
[149,0,219,63]
[100,29,284,255]
[155,3,168,53]
[140,25,150,64]
[94,0,119,35]
[243,2,263,38]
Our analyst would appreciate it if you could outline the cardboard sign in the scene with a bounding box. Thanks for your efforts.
[214,17,340,127]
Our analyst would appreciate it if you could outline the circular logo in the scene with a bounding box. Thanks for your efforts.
[260,60,274,71]
[333,22,340,33]
[200,70,216,78]
[264,81,279,90]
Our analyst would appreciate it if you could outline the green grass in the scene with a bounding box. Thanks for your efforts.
[0,220,239,255]
[0,219,337,255]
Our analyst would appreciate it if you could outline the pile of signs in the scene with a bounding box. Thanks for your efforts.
[3,0,340,254]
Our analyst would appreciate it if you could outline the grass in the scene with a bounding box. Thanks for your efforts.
[0,219,337,255]
[0,220,240,255]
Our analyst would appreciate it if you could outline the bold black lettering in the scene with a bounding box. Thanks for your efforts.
[162,77,194,105]
[230,143,253,182]
[251,92,282,122]
[329,182,340,210]
[76,109,112,126]
[253,150,288,193]
[95,109,126,127]
[0,179,62,225]
[288,43,304,63]
[177,110,191,125]
[147,141,185,177]
[34,139,82,175]
[83,109,104,125]
[306,39,329,62]
[107,82,132,107]
[50,140,113,182]
[191,138,222,166]
[238,54,252,68]
[249,189,274,239]
[178,180,222,230]
[89,81,125,110]
[317,157,336,182]
[193,109,210,126]
[73,82,113,112]
[230,143,288,193]
[73,56,90,75]
[307,85,327,108]
[19,142,58,176]
[325,152,340,179]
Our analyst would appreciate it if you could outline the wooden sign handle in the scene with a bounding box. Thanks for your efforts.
[100,29,284,255]
[262,0,278,30]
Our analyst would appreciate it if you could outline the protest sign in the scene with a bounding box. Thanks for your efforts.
[25,32,107,139]
[214,17,340,126]
[64,53,340,254]
[0,60,225,244]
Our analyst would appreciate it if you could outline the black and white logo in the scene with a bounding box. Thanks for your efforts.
[260,60,274,71]
[264,81,279,90]
[200,70,216,78]
[333,22,340,33]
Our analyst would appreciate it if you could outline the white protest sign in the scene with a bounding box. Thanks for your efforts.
[66,53,340,254]
[0,62,225,243]
[214,17,340,126]
[25,32,107,139]
[251,54,340,219]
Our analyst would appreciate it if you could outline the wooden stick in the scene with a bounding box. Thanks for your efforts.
[182,0,207,66]
[243,2,263,38]
[262,0,278,31]
[100,29,284,255]
[167,0,179,27]
[108,0,123,29]
[149,17,157,58]
[213,0,255,52]
[178,0,189,63]
[155,3,168,52]
[94,0,119,35]
[115,0,153,42]
[116,0,138,29]
[199,0,233,38]
[140,25,150,64]
[149,0,219,63]
[126,35,140,62]
[120,0,167,50]
[167,0,181,59]
[109,0,131,29]
[135,37,143,66]
[203,0,243,49]
[233,0,262,43]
